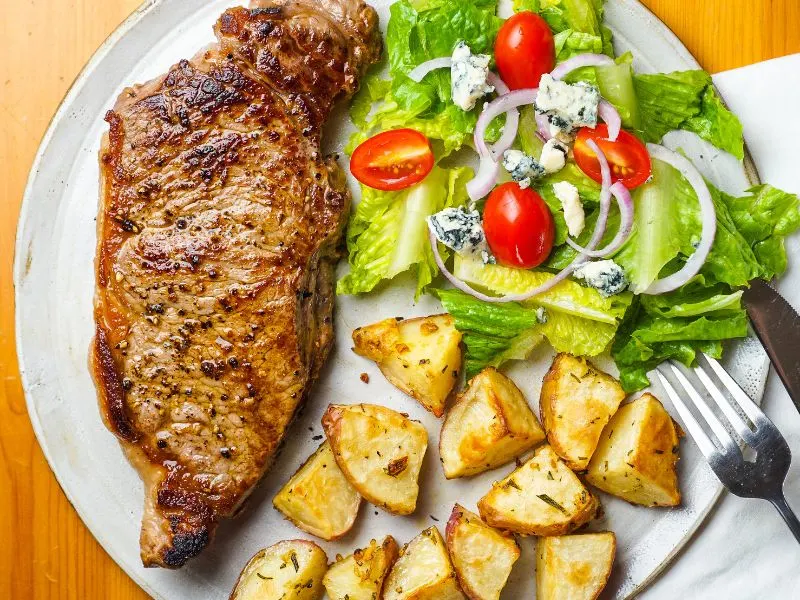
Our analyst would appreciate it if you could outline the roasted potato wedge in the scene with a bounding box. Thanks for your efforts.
[230,539,327,600]
[586,393,681,507]
[322,403,428,515]
[477,444,598,536]
[383,527,465,600]
[352,315,462,417]
[540,354,626,471]
[445,504,520,600]
[440,367,546,479]
[536,532,616,600]
[273,441,362,540]
[323,536,400,600]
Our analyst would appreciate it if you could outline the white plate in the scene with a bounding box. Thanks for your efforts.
[14,1,769,598]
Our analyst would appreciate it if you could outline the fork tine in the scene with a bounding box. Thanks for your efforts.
[693,362,758,446]
[702,354,765,424]
[667,363,740,455]
[656,369,718,459]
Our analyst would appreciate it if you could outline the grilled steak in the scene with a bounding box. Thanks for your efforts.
[92,0,380,568]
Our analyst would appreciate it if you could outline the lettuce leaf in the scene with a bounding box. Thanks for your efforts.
[337,167,472,298]
[612,300,747,392]
[436,289,544,377]
[514,0,613,59]
[347,0,502,156]
[439,257,631,374]
[634,70,744,159]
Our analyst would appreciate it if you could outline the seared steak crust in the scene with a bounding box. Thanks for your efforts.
[92,0,380,568]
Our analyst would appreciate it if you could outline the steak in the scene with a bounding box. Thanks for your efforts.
[91,0,380,568]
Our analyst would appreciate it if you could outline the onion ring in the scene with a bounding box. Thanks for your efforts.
[408,57,452,83]
[567,181,634,257]
[642,144,717,295]
[550,53,615,80]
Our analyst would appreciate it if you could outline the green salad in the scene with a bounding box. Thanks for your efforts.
[337,0,800,393]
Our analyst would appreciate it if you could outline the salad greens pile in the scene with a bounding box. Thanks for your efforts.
[338,0,800,392]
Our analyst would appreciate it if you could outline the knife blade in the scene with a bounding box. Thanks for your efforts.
[742,279,800,410]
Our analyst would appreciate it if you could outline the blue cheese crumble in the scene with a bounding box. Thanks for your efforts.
[451,42,494,112]
[573,260,629,297]
[552,181,585,238]
[535,307,548,324]
[535,74,600,138]
[539,138,568,174]
[502,149,545,189]
[428,207,495,264]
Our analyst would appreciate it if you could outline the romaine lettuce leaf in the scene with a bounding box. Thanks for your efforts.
[436,289,543,377]
[720,184,800,279]
[612,300,748,392]
[337,166,472,298]
[441,257,631,374]
[514,0,613,59]
[347,0,502,156]
[634,70,744,159]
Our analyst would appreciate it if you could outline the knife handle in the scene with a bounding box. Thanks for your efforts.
[743,279,800,412]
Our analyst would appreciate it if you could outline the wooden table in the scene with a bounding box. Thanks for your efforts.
[1,1,798,598]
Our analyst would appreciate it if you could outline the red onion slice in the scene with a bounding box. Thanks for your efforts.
[485,73,518,159]
[408,57,453,83]
[598,100,621,142]
[567,181,634,257]
[535,111,552,140]
[466,156,500,202]
[474,87,537,161]
[583,139,613,251]
[642,144,717,295]
[550,53,615,80]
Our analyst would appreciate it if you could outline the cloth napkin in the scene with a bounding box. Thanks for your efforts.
[645,53,800,599]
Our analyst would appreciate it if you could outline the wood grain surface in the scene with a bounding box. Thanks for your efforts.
[1,1,798,598]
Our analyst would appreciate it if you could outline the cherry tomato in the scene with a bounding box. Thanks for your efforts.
[494,12,556,91]
[350,129,435,191]
[573,124,652,189]
[483,183,555,269]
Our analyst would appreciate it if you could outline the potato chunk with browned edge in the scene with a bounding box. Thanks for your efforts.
[540,353,625,471]
[384,527,465,600]
[323,536,399,600]
[322,403,428,515]
[536,533,616,600]
[352,315,462,417]
[273,441,361,540]
[446,504,519,600]
[230,539,327,600]
[477,444,598,536]
[586,393,682,507]
[440,367,545,478]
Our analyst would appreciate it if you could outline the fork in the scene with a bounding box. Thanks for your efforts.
[656,354,800,543]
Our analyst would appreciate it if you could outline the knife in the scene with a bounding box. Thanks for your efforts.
[742,279,800,410]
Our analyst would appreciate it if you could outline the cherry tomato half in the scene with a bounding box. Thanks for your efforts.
[350,129,435,191]
[494,12,556,91]
[483,183,555,269]
[573,124,652,189]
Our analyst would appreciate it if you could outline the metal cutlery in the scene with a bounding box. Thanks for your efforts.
[656,354,800,543]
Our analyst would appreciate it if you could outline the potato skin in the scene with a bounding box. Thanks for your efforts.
[352,315,462,417]
[439,367,545,479]
[322,403,428,515]
[539,354,625,471]
[229,539,328,600]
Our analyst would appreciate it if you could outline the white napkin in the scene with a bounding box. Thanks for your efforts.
[645,53,800,599]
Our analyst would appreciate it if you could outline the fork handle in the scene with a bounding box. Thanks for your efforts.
[770,494,800,544]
